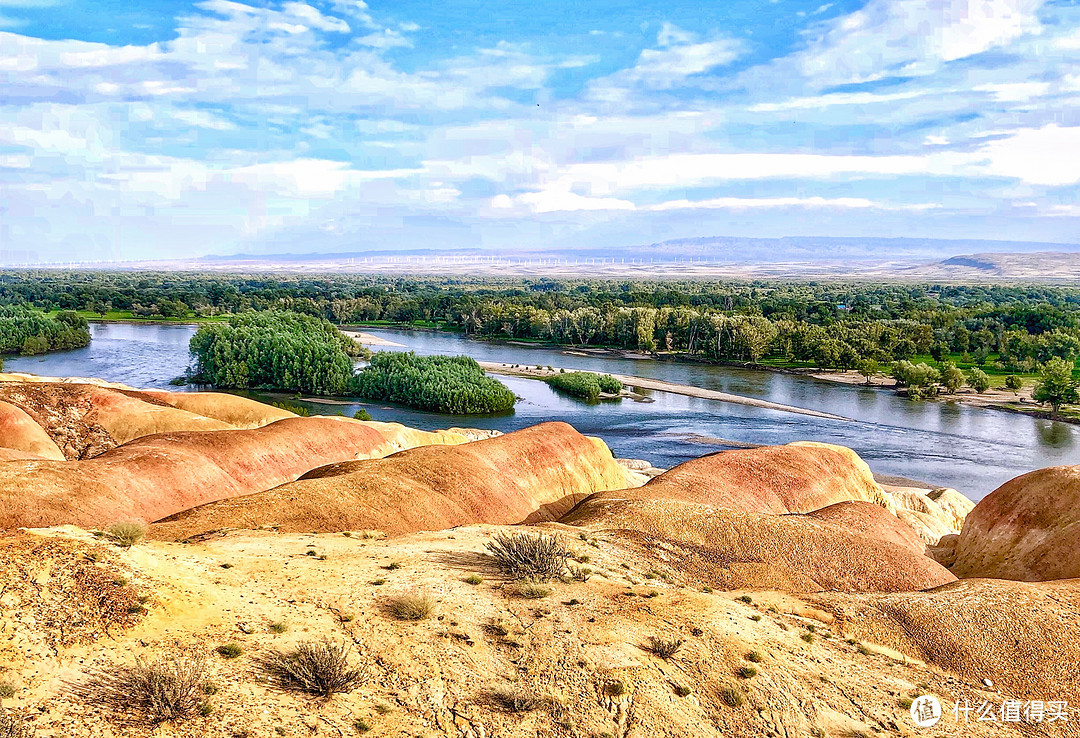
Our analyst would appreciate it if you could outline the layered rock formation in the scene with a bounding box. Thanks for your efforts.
[951,465,1080,581]
[152,421,633,539]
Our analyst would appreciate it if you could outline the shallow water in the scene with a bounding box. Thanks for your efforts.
[6,322,1078,500]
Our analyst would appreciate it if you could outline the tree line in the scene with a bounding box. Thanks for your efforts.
[0,305,90,358]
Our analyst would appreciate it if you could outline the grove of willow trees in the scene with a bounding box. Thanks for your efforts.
[188,311,360,395]
[0,306,90,356]
[350,352,516,414]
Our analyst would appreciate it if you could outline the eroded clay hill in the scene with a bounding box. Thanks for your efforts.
[152,422,634,540]
[951,465,1080,581]
[0,417,471,530]
[619,442,891,514]
[561,496,954,592]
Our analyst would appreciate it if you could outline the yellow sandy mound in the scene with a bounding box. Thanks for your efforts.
[951,465,1080,581]
[815,577,1080,701]
[141,390,297,428]
[561,495,954,593]
[152,422,632,539]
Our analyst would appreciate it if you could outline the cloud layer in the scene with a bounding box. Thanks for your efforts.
[2,0,1080,262]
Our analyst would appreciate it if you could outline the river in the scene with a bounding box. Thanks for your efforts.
[5,322,1077,501]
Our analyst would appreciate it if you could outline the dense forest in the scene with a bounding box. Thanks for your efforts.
[351,352,516,414]
[188,311,361,395]
[5,271,1080,373]
[0,305,90,356]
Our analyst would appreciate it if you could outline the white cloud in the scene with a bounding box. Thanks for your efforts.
[978,124,1080,186]
[799,0,1045,84]
[282,2,350,33]
[491,189,635,214]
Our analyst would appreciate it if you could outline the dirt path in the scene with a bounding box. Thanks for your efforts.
[478,362,852,422]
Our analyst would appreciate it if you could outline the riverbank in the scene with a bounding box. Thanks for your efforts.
[477,361,853,423]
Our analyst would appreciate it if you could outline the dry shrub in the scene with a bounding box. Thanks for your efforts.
[490,686,542,713]
[106,522,146,547]
[485,532,570,580]
[263,639,362,697]
[387,593,436,621]
[646,636,684,660]
[0,708,33,738]
[85,655,209,724]
[506,581,551,599]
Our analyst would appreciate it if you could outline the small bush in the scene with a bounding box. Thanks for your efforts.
[674,684,692,697]
[107,521,146,547]
[736,595,752,604]
[352,409,372,421]
[0,683,14,700]
[506,581,551,599]
[263,639,362,697]
[646,636,684,660]
[736,666,757,679]
[750,615,762,622]
[387,593,436,620]
[485,532,570,580]
[353,718,371,733]
[85,655,209,724]
[604,681,628,697]
[269,621,288,634]
[801,633,815,644]
[216,643,243,659]
[719,685,745,708]
[745,651,763,663]
[374,704,391,715]
[384,562,402,570]
[371,578,387,586]
[898,697,914,709]
[856,643,872,656]
[464,574,484,585]
[0,708,33,738]
[568,565,592,582]
[490,687,541,713]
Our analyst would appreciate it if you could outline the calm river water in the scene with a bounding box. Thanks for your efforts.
[6,322,1078,501]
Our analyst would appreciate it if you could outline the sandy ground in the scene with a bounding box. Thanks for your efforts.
[343,330,407,348]
[811,370,1038,412]
[3,524,1053,738]
[479,362,852,423]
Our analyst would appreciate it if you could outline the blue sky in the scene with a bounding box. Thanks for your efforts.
[2,0,1080,263]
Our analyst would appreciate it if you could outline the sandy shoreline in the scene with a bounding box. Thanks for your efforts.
[477,361,852,422]
[341,329,406,347]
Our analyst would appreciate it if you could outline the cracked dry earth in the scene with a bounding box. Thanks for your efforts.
[3,526,1075,738]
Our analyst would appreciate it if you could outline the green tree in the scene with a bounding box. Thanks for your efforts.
[1032,358,1079,415]
[856,358,879,385]
[939,361,965,394]
[1004,374,1023,391]
[350,352,515,414]
[966,367,991,393]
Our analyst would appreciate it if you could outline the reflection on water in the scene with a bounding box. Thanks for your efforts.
[6,322,1079,501]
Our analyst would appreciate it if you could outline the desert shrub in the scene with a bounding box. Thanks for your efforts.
[568,565,592,582]
[604,681,628,697]
[0,683,14,700]
[719,685,745,707]
[736,666,757,679]
[106,522,146,547]
[0,707,33,738]
[387,593,436,621]
[490,686,541,712]
[674,684,692,697]
[485,532,570,580]
[216,643,242,659]
[801,633,815,643]
[86,655,210,724]
[506,581,551,599]
[736,595,752,604]
[745,651,763,663]
[646,636,684,660]
[464,574,484,585]
[263,639,362,697]
[353,718,370,733]
[269,621,288,634]
[350,352,515,414]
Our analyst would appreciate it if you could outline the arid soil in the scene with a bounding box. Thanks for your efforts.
[1,376,1078,737]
